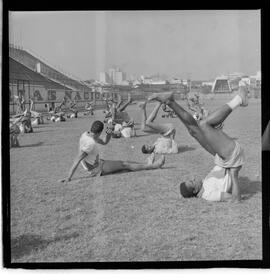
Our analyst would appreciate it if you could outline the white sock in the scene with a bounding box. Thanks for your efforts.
[226,95,242,110]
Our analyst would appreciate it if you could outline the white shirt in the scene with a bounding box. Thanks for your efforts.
[114,123,123,132]
[79,132,99,165]
[121,127,132,138]
[153,137,178,154]
[201,165,232,202]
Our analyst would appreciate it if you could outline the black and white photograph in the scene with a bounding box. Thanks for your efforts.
[5,9,266,266]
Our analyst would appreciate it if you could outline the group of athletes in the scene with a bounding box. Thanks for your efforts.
[56,83,259,203]
[10,82,267,202]
[9,96,95,147]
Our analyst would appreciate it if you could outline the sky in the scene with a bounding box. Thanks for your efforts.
[9,10,261,81]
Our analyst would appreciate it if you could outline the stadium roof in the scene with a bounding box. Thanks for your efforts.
[9,57,72,90]
[9,46,92,92]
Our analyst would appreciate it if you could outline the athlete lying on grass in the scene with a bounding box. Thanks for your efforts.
[59,120,165,182]
[104,94,134,125]
[148,85,249,202]
[139,100,178,154]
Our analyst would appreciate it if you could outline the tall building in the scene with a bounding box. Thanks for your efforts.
[106,67,127,85]
[99,72,110,84]
[114,71,123,85]
[108,68,116,84]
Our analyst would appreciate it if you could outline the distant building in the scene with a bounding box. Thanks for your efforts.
[211,76,232,93]
[202,81,213,87]
[114,71,123,85]
[108,68,116,84]
[250,71,261,88]
[169,78,182,84]
[151,80,166,85]
[99,72,110,84]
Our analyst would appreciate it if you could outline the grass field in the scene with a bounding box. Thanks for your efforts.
[10,97,262,262]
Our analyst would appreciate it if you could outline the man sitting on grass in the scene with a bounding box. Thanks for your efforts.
[148,85,249,202]
[59,120,165,182]
[84,101,94,116]
[11,109,34,133]
[10,122,20,148]
[139,100,178,154]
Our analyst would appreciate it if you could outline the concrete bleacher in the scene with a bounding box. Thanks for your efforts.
[9,45,92,92]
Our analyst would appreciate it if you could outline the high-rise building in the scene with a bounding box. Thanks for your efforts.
[105,67,127,85]
[99,72,110,84]
[115,71,123,85]
[108,68,116,84]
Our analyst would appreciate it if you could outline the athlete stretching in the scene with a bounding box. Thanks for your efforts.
[59,120,165,182]
[148,86,249,202]
[139,100,178,154]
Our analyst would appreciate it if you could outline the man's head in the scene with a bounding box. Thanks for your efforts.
[91,120,104,137]
[179,179,202,198]
[141,144,155,154]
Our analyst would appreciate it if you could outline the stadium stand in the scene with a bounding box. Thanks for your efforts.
[9,45,92,92]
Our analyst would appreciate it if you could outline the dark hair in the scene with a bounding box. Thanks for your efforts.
[142,144,152,154]
[91,120,104,134]
[141,145,147,154]
[179,182,196,198]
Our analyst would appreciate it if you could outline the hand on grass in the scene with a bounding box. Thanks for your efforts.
[59,178,71,183]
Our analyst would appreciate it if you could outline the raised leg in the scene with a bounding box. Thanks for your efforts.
[138,101,148,131]
[117,94,132,112]
[115,94,123,110]
[138,101,174,135]
[146,102,162,123]
[168,100,216,156]
[203,105,232,127]
[148,92,239,158]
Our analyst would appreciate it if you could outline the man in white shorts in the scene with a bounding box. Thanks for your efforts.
[111,121,136,138]
[59,120,165,182]
[148,85,249,202]
[139,100,178,154]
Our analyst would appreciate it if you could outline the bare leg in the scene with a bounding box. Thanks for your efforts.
[149,92,237,159]
[138,101,174,134]
[168,100,216,156]
[138,101,148,130]
[30,99,34,112]
[117,94,132,112]
[101,155,165,175]
[147,102,162,123]
[203,105,232,127]
[115,94,123,110]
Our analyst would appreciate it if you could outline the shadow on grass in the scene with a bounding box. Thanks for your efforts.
[31,129,56,134]
[101,165,176,176]
[239,176,261,199]
[178,145,196,153]
[11,232,80,260]
[19,142,44,148]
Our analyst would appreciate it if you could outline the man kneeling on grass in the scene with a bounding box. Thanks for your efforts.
[60,120,165,182]
[148,85,249,202]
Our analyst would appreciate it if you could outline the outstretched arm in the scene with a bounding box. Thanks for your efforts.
[59,151,88,182]
[230,167,241,201]
[220,167,241,202]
